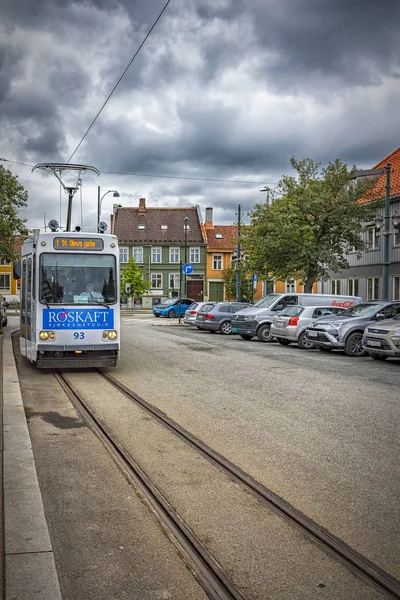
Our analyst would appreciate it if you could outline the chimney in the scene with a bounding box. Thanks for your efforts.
[138,198,146,214]
[205,207,213,229]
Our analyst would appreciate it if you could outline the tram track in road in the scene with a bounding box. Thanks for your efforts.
[56,369,400,600]
[55,370,247,600]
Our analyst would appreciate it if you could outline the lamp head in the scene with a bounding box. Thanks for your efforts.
[113,191,120,198]
[392,213,400,228]
[375,216,384,230]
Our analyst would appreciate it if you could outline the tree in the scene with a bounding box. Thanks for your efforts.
[222,263,254,302]
[0,165,29,260]
[120,257,151,300]
[244,157,381,293]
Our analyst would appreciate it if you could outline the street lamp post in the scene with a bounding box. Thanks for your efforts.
[184,216,190,296]
[97,186,120,232]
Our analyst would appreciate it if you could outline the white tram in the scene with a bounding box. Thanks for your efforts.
[15,229,120,369]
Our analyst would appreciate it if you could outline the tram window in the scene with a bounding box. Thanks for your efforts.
[39,253,117,305]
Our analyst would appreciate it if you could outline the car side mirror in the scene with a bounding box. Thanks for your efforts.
[274,304,284,311]
[375,313,386,320]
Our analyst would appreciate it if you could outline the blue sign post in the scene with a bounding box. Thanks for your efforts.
[182,263,193,275]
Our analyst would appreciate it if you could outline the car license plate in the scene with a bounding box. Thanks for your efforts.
[307,331,318,338]
[275,321,284,327]
[366,339,381,347]
[231,327,238,333]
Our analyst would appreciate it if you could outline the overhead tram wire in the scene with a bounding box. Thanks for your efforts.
[0,159,277,186]
[66,0,173,165]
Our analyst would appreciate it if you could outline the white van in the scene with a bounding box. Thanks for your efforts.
[231,293,363,342]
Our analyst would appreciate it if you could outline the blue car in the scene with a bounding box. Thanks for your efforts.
[153,297,195,318]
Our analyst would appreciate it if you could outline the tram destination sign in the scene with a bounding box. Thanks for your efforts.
[53,237,104,251]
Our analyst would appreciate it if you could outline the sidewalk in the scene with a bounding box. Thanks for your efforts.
[1,331,62,600]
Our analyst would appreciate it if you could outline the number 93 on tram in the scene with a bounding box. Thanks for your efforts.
[14,230,120,369]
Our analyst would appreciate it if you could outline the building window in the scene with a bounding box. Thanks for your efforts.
[394,226,400,246]
[119,248,128,263]
[0,274,10,291]
[161,225,168,230]
[212,254,222,270]
[330,279,341,295]
[286,279,295,293]
[151,247,161,263]
[348,278,359,296]
[169,273,180,290]
[138,224,145,230]
[215,233,223,239]
[367,227,378,249]
[393,276,400,300]
[151,273,162,289]
[133,247,143,263]
[367,277,379,300]
[170,248,180,263]
[190,247,200,263]
[0,258,11,266]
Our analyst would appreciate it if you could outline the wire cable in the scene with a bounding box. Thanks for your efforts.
[0,158,275,185]
[66,0,172,164]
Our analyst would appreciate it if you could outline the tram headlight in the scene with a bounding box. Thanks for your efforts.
[102,330,118,340]
[39,331,55,340]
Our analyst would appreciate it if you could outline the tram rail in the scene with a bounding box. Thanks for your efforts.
[56,369,400,600]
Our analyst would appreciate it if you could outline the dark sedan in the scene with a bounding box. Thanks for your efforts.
[195,301,252,334]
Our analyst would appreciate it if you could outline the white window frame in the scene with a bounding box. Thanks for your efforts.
[151,273,162,289]
[119,247,128,263]
[133,247,143,263]
[0,274,11,291]
[169,273,180,290]
[190,247,200,263]
[212,254,222,270]
[151,247,162,263]
[393,276,400,300]
[367,226,378,250]
[367,277,379,300]
[330,279,341,295]
[0,258,11,266]
[285,279,295,293]
[169,247,180,264]
[348,278,359,297]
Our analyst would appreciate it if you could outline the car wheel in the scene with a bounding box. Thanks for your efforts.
[257,323,273,342]
[168,309,176,318]
[239,334,253,341]
[219,321,232,335]
[276,338,290,345]
[298,331,314,349]
[344,332,366,357]
[369,353,388,361]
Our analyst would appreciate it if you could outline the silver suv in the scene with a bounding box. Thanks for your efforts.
[271,305,346,349]
[305,301,400,357]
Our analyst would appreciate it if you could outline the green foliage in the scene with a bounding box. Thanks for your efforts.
[120,257,151,298]
[0,165,29,260]
[244,157,381,292]
[222,263,254,301]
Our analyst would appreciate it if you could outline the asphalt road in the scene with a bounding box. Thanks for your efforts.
[13,314,399,599]
[119,315,399,580]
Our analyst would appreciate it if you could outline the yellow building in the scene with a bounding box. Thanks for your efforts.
[202,208,317,300]
[203,208,263,302]
[0,238,23,301]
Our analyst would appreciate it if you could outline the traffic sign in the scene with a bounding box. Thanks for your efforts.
[182,263,193,274]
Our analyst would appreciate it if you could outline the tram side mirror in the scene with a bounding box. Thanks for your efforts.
[13,259,21,280]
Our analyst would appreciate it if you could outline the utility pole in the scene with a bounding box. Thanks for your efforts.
[236,204,241,302]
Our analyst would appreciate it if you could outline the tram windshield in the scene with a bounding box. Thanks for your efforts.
[39,254,117,305]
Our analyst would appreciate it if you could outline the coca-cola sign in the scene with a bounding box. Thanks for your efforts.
[331,300,354,308]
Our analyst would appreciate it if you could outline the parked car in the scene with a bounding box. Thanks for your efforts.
[231,292,363,342]
[183,301,213,326]
[195,301,252,334]
[271,305,347,349]
[362,314,400,360]
[305,301,400,357]
[0,294,9,327]
[153,298,195,318]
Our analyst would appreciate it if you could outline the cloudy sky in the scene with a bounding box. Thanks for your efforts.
[1,0,399,231]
